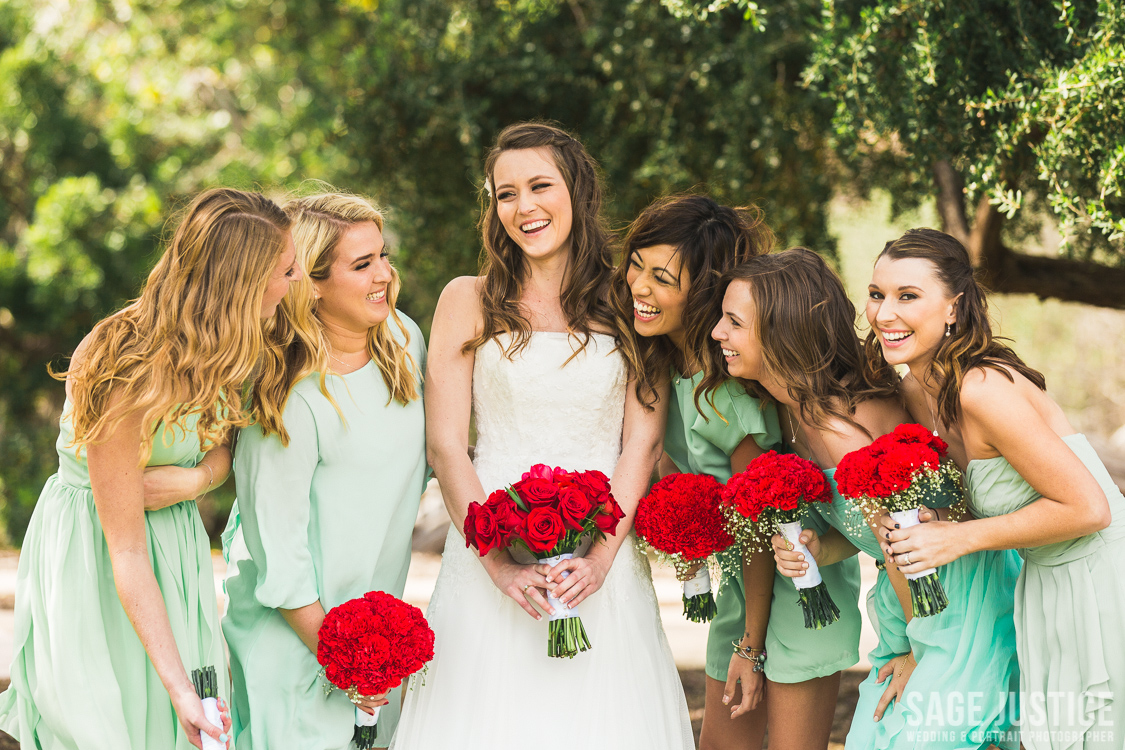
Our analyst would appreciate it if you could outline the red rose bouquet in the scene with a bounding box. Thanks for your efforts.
[463,463,624,658]
[721,451,841,629]
[317,591,435,748]
[834,423,964,617]
[635,473,733,623]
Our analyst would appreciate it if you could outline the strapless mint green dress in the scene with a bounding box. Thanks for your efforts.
[663,374,861,683]
[0,405,227,749]
[816,470,1022,749]
[966,434,1125,750]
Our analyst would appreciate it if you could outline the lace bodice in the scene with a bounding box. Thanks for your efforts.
[471,332,627,493]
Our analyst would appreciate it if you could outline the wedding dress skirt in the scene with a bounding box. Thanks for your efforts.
[391,332,694,749]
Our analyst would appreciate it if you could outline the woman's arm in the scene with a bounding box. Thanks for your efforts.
[142,444,232,511]
[548,375,669,608]
[425,278,555,618]
[87,404,226,749]
[886,373,1110,572]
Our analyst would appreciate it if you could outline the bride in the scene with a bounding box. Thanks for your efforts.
[392,122,694,749]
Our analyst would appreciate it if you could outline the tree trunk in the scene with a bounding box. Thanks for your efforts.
[932,162,1125,310]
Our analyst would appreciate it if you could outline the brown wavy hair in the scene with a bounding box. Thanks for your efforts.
[252,192,422,444]
[60,188,291,462]
[865,228,1045,427]
[717,247,900,434]
[609,194,774,411]
[463,122,619,357]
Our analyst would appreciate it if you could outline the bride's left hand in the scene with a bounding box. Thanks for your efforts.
[537,556,609,608]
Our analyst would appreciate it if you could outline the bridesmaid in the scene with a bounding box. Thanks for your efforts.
[222,192,426,750]
[716,248,1021,749]
[611,198,862,750]
[873,229,1124,749]
[0,188,299,749]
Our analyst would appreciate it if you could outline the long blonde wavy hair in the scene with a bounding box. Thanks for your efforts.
[251,192,420,444]
[60,188,291,463]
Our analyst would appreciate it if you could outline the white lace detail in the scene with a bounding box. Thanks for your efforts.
[392,331,693,750]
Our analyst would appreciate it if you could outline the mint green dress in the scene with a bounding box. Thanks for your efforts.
[0,406,227,749]
[663,374,861,683]
[966,434,1125,750]
[816,470,1022,749]
[222,316,427,750]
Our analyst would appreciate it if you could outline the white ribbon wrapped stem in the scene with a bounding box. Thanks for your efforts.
[199,696,223,750]
[778,521,823,590]
[683,565,711,598]
[540,553,580,622]
[889,509,938,580]
[356,704,381,727]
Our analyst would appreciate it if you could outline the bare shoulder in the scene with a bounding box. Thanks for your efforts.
[433,276,484,327]
[958,365,1023,417]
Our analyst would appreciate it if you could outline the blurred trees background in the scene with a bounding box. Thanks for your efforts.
[0,0,1121,543]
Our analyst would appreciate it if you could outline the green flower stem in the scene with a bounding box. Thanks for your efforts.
[547,616,592,658]
[682,591,718,623]
[907,572,949,617]
[794,583,841,630]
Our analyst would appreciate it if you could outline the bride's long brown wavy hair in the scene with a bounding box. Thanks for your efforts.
[252,191,421,444]
[865,228,1045,427]
[60,188,291,462]
[463,122,621,357]
[609,194,774,410]
[716,247,899,434]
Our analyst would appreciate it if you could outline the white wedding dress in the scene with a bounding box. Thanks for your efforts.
[392,332,694,749]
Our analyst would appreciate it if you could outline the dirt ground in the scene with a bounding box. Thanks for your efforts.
[0,670,864,749]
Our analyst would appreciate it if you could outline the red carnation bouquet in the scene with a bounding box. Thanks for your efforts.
[834,423,964,617]
[635,473,733,623]
[317,591,435,749]
[463,463,624,658]
[721,451,841,629]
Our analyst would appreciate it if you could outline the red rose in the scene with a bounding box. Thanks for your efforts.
[484,490,525,545]
[557,486,595,531]
[574,469,611,496]
[513,477,558,508]
[521,507,566,554]
[463,501,501,555]
[594,493,625,535]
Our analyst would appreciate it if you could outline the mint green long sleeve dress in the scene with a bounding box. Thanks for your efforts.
[222,315,427,750]
[816,470,1022,749]
[0,408,227,749]
[966,434,1125,750]
[662,374,862,683]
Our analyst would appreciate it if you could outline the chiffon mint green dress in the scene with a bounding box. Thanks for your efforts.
[816,470,1022,749]
[222,316,427,750]
[663,374,861,683]
[966,434,1125,750]
[0,406,227,749]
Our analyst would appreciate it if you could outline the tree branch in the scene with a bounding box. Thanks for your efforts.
[970,198,1125,310]
[933,160,969,245]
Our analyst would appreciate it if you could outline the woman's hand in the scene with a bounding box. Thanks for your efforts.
[723,651,765,719]
[539,554,609,609]
[169,683,229,749]
[347,687,391,716]
[142,465,210,510]
[874,652,917,721]
[881,517,967,574]
[676,560,706,582]
[484,554,554,620]
[771,527,821,578]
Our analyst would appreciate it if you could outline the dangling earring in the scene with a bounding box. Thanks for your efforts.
[944,322,952,337]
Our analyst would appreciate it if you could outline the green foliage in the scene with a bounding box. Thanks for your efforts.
[0,0,835,543]
[806,0,1124,262]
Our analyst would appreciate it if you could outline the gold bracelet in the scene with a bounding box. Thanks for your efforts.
[198,462,214,497]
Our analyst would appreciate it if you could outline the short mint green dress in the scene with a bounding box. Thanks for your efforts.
[0,406,227,749]
[816,470,1022,749]
[663,374,861,683]
[222,316,427,750]
[966,434,1125,750]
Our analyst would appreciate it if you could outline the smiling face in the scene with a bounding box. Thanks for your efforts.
[491,147,574,263]
[712,279,766,381]
[312,221,394,333]
[625,244,690,343]
[866,255,960,368]
[260,232,301,318]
